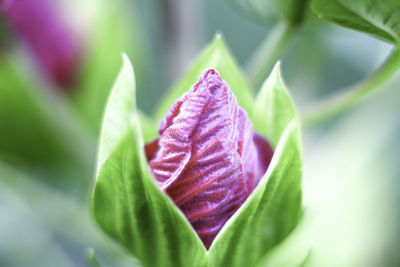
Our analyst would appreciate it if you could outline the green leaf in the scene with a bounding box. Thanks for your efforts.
[0,55,63,165]
[73,0,148,133]
[311,0,400,45]
[92,56,208,267]
[155,34,254,121]
[208,67,303,267]
[227,0,308,24]
[96,54,136,175]
[0,54,92,194]
[253,62,301,148]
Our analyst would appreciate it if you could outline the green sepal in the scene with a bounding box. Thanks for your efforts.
[253,62,301,148]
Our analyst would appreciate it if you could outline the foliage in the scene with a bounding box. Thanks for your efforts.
[311,0,400,46]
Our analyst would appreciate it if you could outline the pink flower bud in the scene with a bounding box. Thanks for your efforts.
[145,69,273,249]
[1,0,81,88]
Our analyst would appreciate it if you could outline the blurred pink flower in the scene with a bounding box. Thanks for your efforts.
[145,69,273,248]
[1,0,81,88]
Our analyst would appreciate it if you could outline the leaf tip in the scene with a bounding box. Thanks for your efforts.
[273,60,282,71]
[212,32,227,49]
[262,60,287,94]
[271,61,283,83]
[214,32,223,41]
[121,52,135,78]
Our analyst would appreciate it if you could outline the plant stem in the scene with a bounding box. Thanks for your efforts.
[246,21,297,91]
[302,48,400,127]
[246,0,308,91]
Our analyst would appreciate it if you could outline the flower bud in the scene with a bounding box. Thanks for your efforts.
[145,69,273,248]
[1,0,81,88]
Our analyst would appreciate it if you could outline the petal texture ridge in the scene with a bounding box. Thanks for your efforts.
[145,69,273,248]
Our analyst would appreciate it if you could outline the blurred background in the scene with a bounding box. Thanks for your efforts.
[0,0,399,266]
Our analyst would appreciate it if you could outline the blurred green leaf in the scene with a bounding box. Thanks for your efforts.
[0,54,92,193]
[253,62,300,148]
[311,0,400,45]
[0,55,64,164]
[92,56,208,267]
[74,0,148,134]
[209,119,303,267]
[227,0,308,24]
[155,34,254,121]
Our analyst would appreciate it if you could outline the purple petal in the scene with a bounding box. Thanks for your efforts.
[146,69,273,248]
[1,0,81,88]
